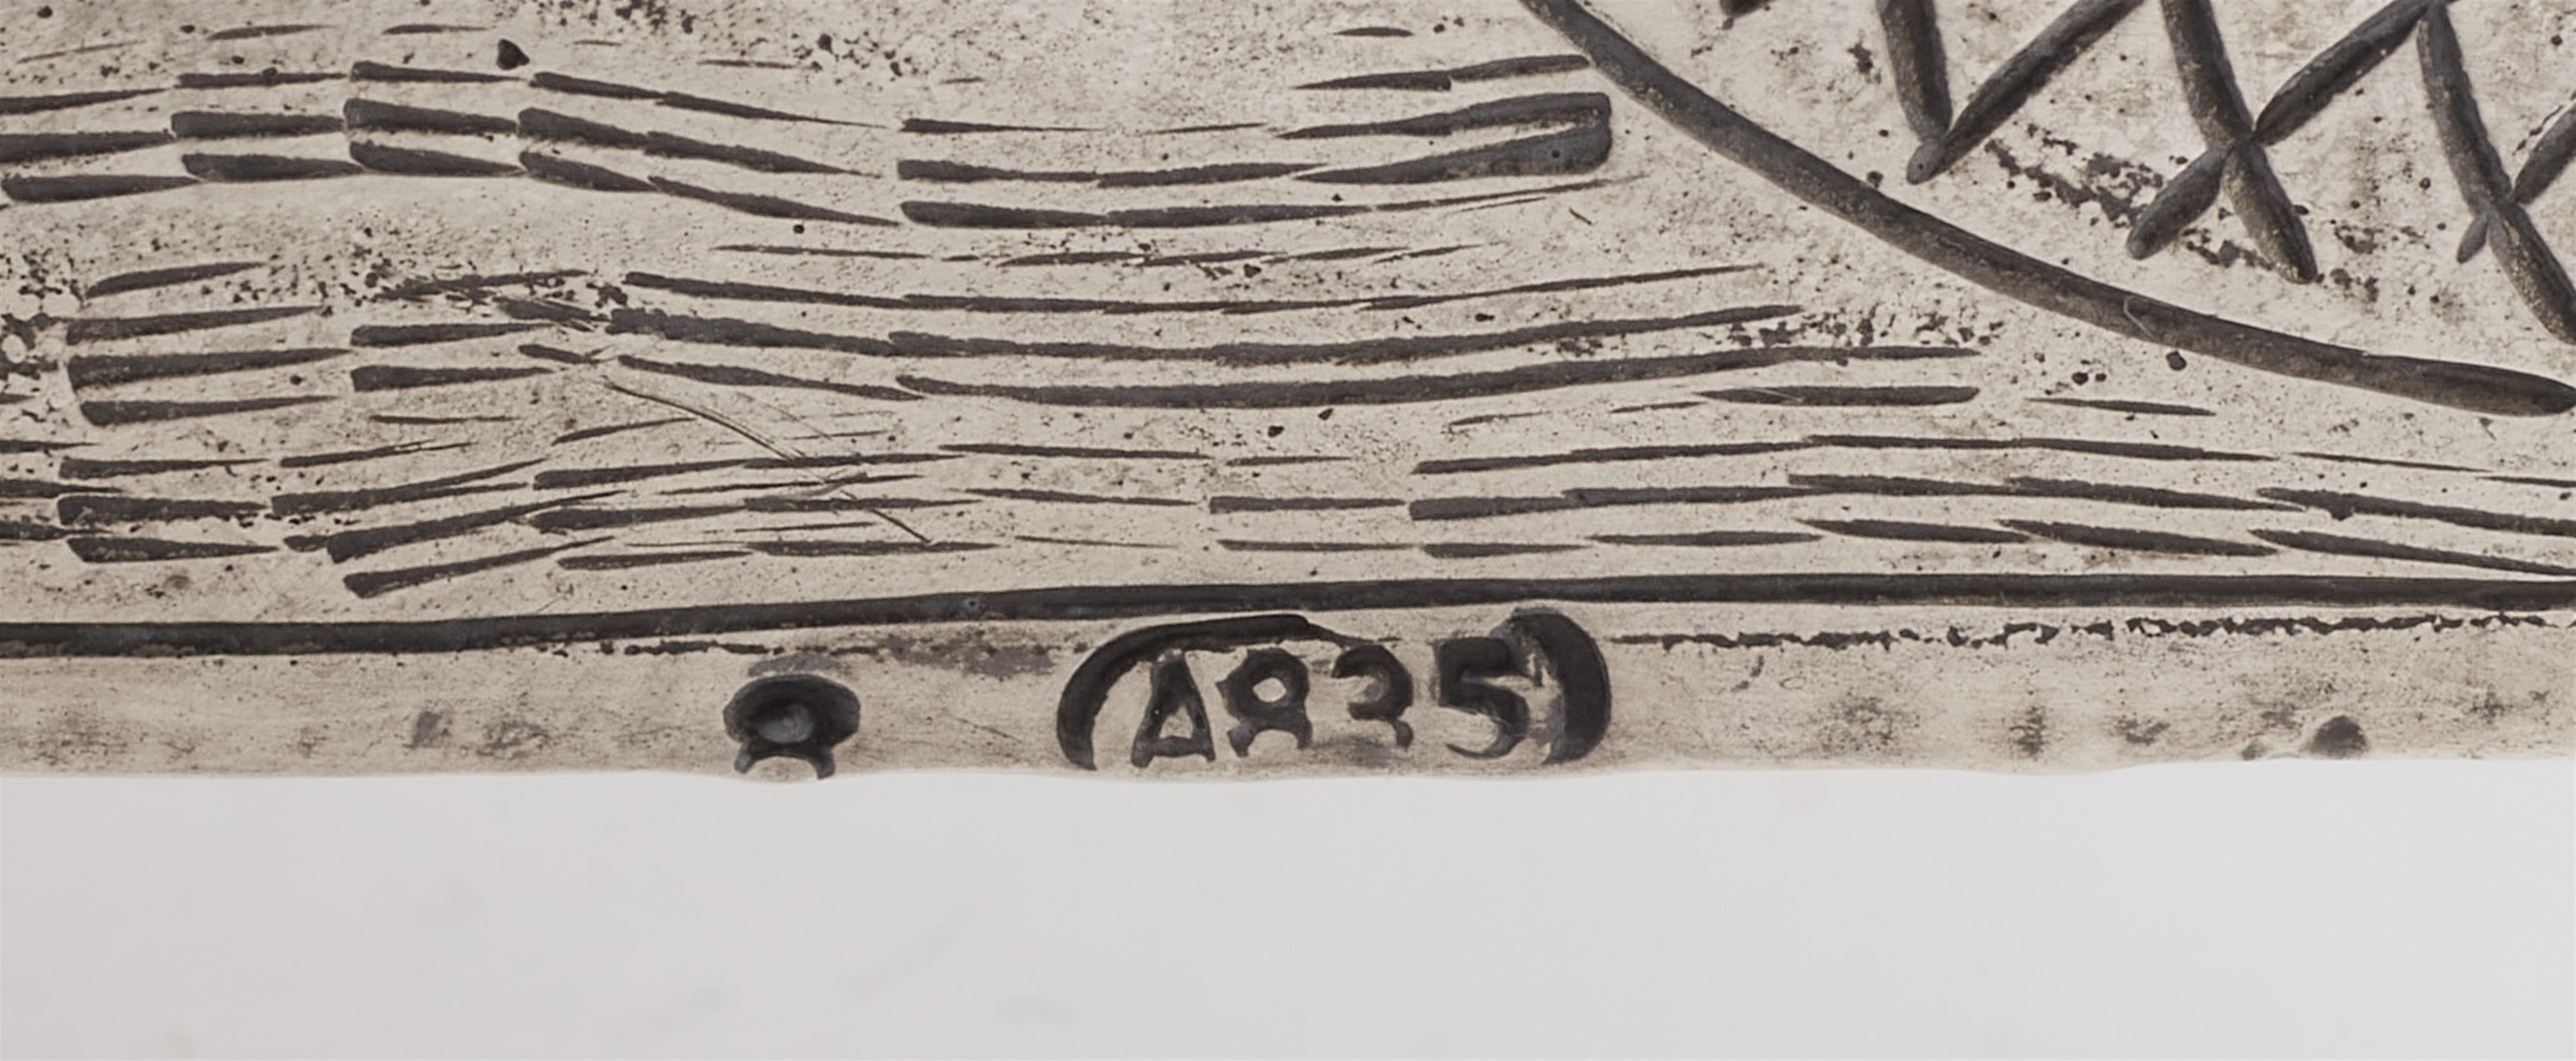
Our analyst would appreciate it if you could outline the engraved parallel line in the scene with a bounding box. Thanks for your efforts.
[896,345,1960,408]
[7,575,2567,656]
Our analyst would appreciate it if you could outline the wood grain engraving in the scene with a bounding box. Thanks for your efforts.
[1,0,2568,778]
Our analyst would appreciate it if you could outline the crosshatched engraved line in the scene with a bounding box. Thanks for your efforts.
[2146,0,2316,282]
[2459,108,2576,262]
[1,575,2570,658]
[1519,0,2576,415]
[1906,0,2143,184]
[1841,0,2551,329]
[2417,5,2576,343]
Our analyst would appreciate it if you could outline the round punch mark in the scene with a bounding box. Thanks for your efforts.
[723,674,861,778]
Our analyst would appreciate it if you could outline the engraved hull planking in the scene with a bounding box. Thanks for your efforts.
[1,0,2568,775]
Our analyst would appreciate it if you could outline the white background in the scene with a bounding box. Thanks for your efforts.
[3,761,2570,1058]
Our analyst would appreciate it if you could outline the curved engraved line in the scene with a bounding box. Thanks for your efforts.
[1054,614,1350,769]
[1515,0,2576,416]
[1,575,2567,661]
